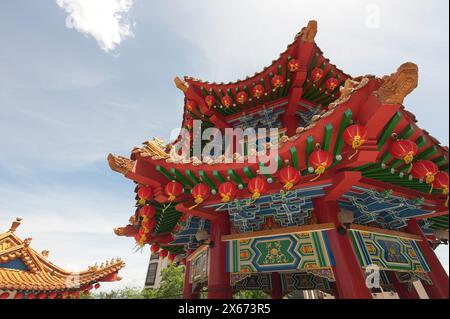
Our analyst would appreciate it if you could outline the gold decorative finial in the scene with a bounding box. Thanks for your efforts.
[9,217,23,232]
[107,154,135,175]
[302,20,318,43]
[376,62,419,105]
[174,76,189,93]
[41,250,50,258]
[113,227,125,236]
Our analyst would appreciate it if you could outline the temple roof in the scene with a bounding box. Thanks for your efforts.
[0,217,125,297]
[171,20,350,136]
[107,21,449,254]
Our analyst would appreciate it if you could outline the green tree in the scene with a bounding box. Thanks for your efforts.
[233,290,269,299]
[148,264,184,299]
[81,264,270,299]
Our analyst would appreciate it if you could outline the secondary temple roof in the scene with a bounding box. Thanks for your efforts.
[0,217,125,299]
[107,20,449,258]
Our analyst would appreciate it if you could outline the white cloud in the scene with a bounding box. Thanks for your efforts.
[56,0,134,52]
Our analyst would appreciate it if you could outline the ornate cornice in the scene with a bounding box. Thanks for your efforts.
[107,153,135,175]
[376,62,419,105]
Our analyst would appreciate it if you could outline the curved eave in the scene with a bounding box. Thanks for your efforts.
[183,23,349,91]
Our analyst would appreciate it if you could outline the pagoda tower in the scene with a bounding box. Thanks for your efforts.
[108,20,449,299]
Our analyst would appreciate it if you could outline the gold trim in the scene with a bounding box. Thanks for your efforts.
[348,224,422,241]
[221,223,335,241]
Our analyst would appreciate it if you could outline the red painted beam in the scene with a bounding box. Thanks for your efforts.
[414,209,448,220]
[324,171,362,201]
[175,203,218,221]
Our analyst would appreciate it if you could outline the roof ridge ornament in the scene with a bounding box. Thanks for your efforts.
[9,216,23,232]
[174,76,189,92]
[301,20,318,43]
[376,62,419,105]
[107,154,135,175]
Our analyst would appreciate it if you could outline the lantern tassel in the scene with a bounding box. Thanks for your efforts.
[309,165,326,182]
[221,193,231,203]
[161,202,173,213]
[348,149,359,160]
[188,196,204,210]
[406,163,413,174]
[443,187,449,207]
[284,181,294,191]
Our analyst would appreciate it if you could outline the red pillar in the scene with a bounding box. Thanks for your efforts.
[387,272,420,299]
[207,213,232,299]
[406,219,449,299]
[270,272,283,299]
[313,198,373,299]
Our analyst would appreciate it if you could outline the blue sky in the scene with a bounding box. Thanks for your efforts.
[0,0,448,291]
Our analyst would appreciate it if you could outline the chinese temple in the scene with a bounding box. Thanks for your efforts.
[0,217,125,299]
[108,20,449,299]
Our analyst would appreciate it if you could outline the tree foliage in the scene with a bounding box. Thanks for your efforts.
[82,263,269,299]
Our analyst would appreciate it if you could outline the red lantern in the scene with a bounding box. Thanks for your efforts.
[27,294,36,299]
[252,84,264,99]
[221,95,233,108]
[389,139,418,172]
[184,115,193,130]
[151,244,160,254]
[288,59,300,72]
[94,283,100,289]
[48,292,57,299]
[185,100,197,111]
[205,95,216,108]
[168,253,177,263]
[159,249,168,259]
[325,78,339,91]
[165,181,183,201]
[0,292,9,299]
[309,150,333,181]
[189,183,210,209]
[137,185,153,205]
[433,172,449,207]
[311,67,324,82]
[38,293,47,299]
[218,182,238,202]
[411,160,438,192]
[343,125,368,159]
[141,219,156,231]
[140,205,155,218]
[72,291,79,299]
[271,75,284,89]
[279,166,301,191]
[248,177,268,200]
[236,91,248,104]
[14,292,24,299]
